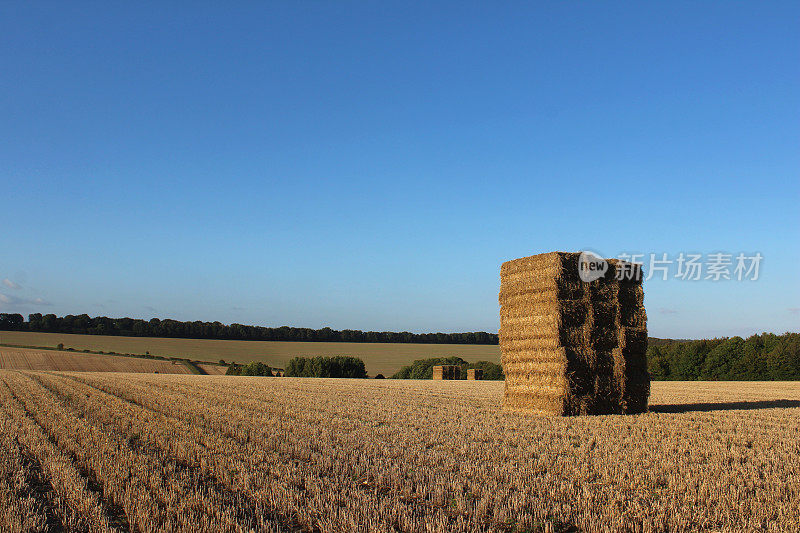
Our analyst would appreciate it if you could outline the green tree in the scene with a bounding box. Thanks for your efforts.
[701,337,744,379]
[240,361,273,376]
[284,356,366,378]
[0,313,24,330]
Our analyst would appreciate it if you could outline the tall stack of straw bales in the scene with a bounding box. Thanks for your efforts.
[432,365,461,380]
[499,252,649,415]
[467,368,483,380]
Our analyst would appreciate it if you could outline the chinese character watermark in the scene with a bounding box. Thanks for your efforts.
[577,251,763,282]
[641,251,761,281]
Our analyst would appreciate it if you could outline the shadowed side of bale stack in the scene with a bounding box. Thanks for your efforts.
[611,259,649,414]
[467,368,483,380]
[499,251,649,415]
[432,365,461,380]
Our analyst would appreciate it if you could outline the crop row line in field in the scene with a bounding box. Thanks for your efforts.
[36,372,437,532]
[0,377,121,532]
[56,372,475,530]
[119,376,593,530]
[9,372,271,531]
[0,410,59,531]
[60,373,621,527]
[4,371,798,531]
[45,373,310,532]
[18,372,292,533]
[16,376,146,530]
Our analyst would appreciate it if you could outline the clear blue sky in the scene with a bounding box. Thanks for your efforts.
[2,2,798,338]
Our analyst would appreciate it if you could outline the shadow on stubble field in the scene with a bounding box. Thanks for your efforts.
[650,399,800,413]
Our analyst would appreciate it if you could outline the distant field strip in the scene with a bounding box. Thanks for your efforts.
[0,331,501,376]
[196,363,227,375]
[0,374,797,531]
[0,347,195,374]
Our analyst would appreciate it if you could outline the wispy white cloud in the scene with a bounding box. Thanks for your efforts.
[658,308,678,315]
[2,279,20,290]
[0,293,51,307]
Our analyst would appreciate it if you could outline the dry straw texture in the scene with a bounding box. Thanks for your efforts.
[0,347,194,374]
[499,251,649,415]
[0,373,796,531]
[432,365,461,380]
[467,368,483,380]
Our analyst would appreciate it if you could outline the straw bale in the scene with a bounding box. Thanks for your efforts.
[500,251,649,415]
[467,368,483,380]
[432,365,461,380]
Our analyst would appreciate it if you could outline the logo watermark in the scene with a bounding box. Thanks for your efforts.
[578,250,608,282]
[577,251,763,282]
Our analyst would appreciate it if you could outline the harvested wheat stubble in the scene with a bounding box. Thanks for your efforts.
[500,251,649,415]
[1,374,797,531]
[432,365,460,380]
[0,347,194,374]
[467,368,483,380]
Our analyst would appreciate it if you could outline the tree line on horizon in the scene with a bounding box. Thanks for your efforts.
[647,332,799,380]
[0,313,499,345]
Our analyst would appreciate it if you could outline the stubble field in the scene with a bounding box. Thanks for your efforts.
[0,347,196,374]
[0,372,797,532]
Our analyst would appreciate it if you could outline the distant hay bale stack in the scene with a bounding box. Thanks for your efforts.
[432,365,461,380]
[499,251,649,415]
[467,368,483,380]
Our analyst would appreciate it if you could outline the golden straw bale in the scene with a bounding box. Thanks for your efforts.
[500,251,649,415]
[467,368,483,380]
[432,365,461,380]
